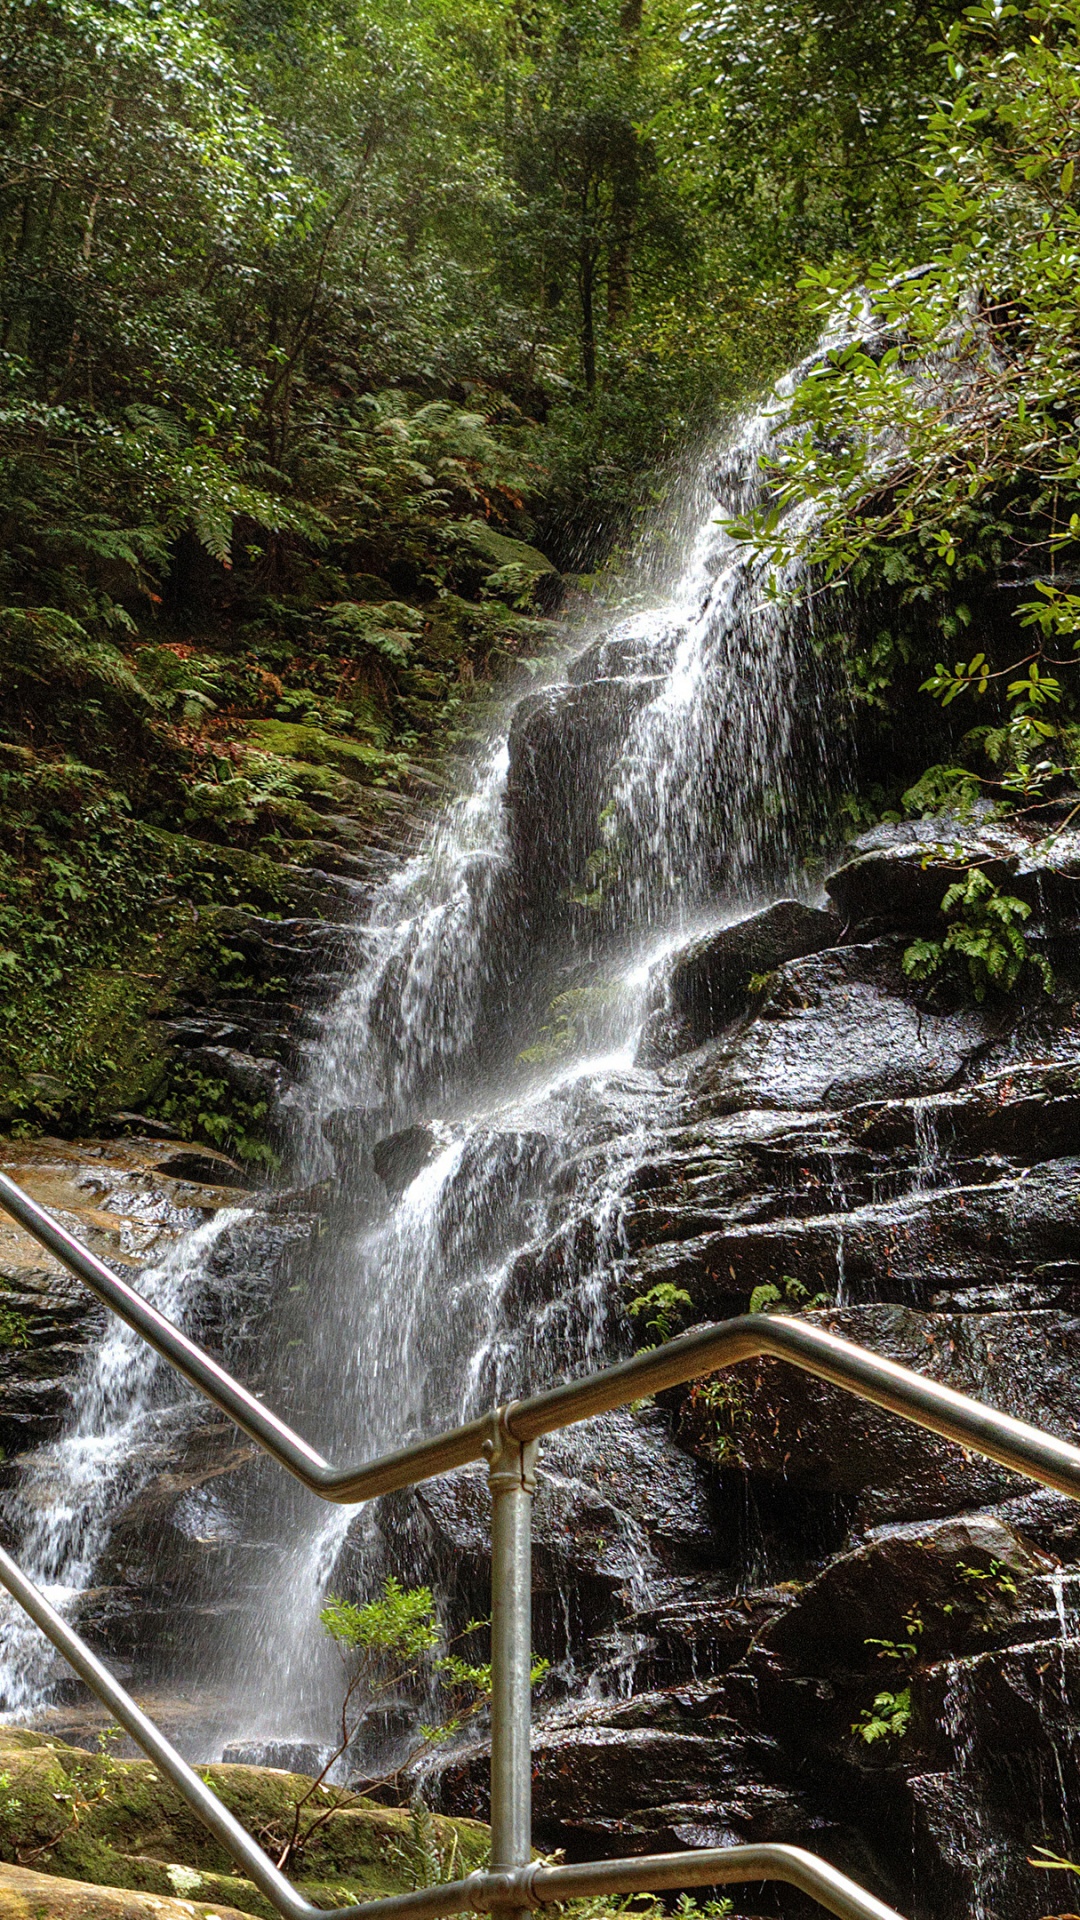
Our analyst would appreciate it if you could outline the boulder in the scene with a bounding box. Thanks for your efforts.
[456,523,562,599]
[641,900,842,1063]
[0,1728,489,1920]
[688,944,993,1114]
[371,1123,445,1196]
[826,812,1080,935]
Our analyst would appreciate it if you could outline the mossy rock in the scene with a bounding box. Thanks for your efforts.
[454,525,558,579]
[244,723,400,786]
[0,1732,488,1920]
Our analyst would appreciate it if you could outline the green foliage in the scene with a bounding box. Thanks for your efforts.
[853,1685,912,1746]
[730,0,1080,807]
[282,1580,547,1875]
[517,986,616,1065]
[0,1308,30,1351]
[956,1557,1018,1600]
[865,1605,924,1665]
[687,1371,752,1467]
[562,1893,732,1920]
[748,1274,828,1315]
[152,1065,279,1169]
[319,1580,442,1664]
[388,1797,463,1891]
[627,1282,693,1344]
[1029,1843,1080,1877]
[902,867,1052,1002]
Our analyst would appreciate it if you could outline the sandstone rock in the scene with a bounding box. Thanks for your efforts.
[641,899,842,1063]
[0,1862,252,1920]
[154,1151,249,1189]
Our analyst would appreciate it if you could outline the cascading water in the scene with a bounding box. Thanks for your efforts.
[0,1206,247,1716]
[0,356,841,1747]
[205,372,841,1756]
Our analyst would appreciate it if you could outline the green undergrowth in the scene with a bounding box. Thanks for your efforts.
[0,408,561,1147]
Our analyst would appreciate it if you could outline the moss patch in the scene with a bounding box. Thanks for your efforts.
[0,1731,489,1920]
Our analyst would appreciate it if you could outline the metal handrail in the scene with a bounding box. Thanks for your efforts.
[3,1167,1080,1501]
[0,1539,905,1920]
[2,1162,1078,1920]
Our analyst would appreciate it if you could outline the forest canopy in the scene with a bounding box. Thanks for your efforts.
[3,0,1079,1135]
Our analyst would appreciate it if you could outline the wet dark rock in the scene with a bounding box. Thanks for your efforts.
[220,1738,328,1774]
[688,945,994,1114]
[903,1632,1080,1916]
[621,1584,793,1688]
[430,1682,829,1853]
[641,900,842,1064]
[415,1408,717,1594]
[507,679,660,938]
[371,1123,445,1196]
[206,914,357,986]
[87,1422,260,1657]
[106,1113,184,1140]
[642,1157,1080,1321]
[566,629,677,684]
[674,1303,1080,1527]
[0,1269,103,1457]
[753,1513,1045,1674]
[155,1150,250,1189]
[826,812,1080,936]
[160,1017,253,1048]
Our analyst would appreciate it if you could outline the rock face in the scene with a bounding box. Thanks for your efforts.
[826,811,1080,934]
[7,806,1080,1920]
[640,899,842,1063]
[413,811,1080,1920]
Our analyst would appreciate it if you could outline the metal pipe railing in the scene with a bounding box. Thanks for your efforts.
[2,1161,1078,1920]
[3,1166,1080,1503]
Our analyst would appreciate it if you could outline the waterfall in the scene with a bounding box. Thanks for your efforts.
[0,1206,247,1717]
[0,362,840,1740]
[211,374,839,1753]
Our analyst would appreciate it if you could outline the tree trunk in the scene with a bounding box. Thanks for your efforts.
[580,234,597,392]
[607,0,642,328]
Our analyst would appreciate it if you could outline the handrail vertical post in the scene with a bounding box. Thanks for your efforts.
[485,1415,538,1909]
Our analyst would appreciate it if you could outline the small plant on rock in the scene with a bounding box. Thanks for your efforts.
[266,1578,547,1874]
[853,1606,923,1746]
[903,866,1052,1003]
[853,1686,912,1746]
[627,1282,693,1345]
[748,1274,828,1315]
